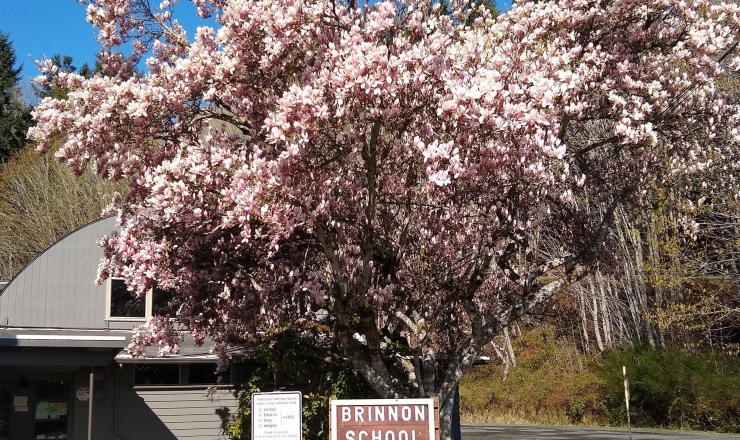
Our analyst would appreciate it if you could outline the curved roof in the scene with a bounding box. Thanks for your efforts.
[1,216,115,291]
[0,216,125,329]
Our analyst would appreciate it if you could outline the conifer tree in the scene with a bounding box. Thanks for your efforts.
[0,31,31,162]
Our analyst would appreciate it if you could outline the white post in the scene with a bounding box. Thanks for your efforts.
[623,366,632,440]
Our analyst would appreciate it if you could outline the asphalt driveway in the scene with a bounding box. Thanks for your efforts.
[461,423,740,439]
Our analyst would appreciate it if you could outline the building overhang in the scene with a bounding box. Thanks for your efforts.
[115,353,221,364]
[0,328,129,349]
[0,346,123,367]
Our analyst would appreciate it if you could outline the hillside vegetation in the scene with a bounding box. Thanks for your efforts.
[0,145,126,280]
[461,328,740,433]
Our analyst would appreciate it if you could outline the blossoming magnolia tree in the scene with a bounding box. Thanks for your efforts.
[30,0,740,436]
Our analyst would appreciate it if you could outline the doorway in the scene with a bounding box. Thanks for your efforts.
[0,380,70,440]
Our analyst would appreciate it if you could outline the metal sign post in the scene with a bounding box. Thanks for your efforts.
[87,371,94,440]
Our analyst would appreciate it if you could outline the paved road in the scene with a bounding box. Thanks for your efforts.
[461,423,740,439]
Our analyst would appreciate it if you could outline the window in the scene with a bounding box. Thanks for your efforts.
[107,279,145,319]
[151,287,178,317]
[134,364,180,385]
[106,279,179,321]
[231,363,260,384]
[133,364,233,386]
[188,364,231,385]
[34,381,69,440]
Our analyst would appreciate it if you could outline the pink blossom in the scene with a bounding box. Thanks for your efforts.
[30,0,740,431]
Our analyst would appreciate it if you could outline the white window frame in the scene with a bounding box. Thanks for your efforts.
[105,278,152,321]
[105,278,181,322]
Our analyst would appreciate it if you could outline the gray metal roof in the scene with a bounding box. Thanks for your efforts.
[115,335,251,364]
[0,325,248,364]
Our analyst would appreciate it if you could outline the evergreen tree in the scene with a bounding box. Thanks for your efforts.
[34,53,104,100]
[34,54,80,99]
[0,31,31,162]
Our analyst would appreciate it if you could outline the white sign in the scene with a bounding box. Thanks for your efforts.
[76,386,90,401]
[251,391,302,440]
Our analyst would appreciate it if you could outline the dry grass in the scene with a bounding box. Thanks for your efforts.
[463,410,585,426]
[460,328,607,427]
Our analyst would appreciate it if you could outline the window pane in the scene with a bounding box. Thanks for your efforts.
[109,279,145,318]
[34,380,69,440]
[152,287,178,317]
[134,364,180,385]
[231,363,260,384]
[35,381,67,401]
[188,364,230,385]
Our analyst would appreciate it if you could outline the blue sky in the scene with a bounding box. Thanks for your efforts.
[0,1,99,78]
[0,0,210,82]
[0,0,512,84]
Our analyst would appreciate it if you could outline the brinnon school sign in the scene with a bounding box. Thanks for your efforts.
[329,398,439,440]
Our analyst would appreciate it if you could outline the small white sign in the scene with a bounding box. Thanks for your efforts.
[251,391,302,440]
[76,387,90,401]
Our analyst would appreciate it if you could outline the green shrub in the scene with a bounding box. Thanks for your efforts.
[599,346,740,433]
[461,328,740,433]
[224,330,375,440]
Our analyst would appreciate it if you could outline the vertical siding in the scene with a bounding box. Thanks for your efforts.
[0,217,119,329]
[80,222,95,327]
[48,241,61,328]
[62,225,75,328]
[72,224,86,327]
[21,254,32,325]
[30,248,47,327]
[86,223,106,327]
[134,388,238,439]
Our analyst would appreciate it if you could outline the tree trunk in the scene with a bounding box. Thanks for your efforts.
[589,277,605,352]
[578,287,590,352]
[729,221,740,301]
[439,386,457,440]
[491,342,510,380]
[597,273,612,347]
[503,326,517,368]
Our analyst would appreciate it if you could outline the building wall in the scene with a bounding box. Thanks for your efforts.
[0,217,135,330]
[67,364,236,440]
[72,368,115,440]
[0,216,239,440]
[114,365,236,440]
[0,362,236,440]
